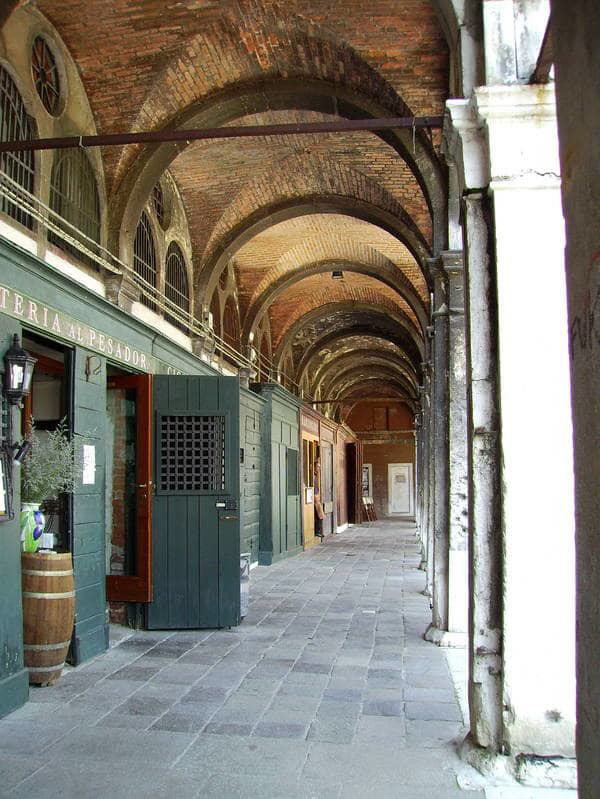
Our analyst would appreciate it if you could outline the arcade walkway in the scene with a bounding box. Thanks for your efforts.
[0,523,573,798]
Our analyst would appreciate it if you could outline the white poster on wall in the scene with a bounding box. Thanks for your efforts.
[83,444,96,485]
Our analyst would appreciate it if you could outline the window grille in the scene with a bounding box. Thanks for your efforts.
[165,241,189,331]
[48,149,101,267]
[133,211,157,310]
[152,182,165,228]
[31,37,60,116]
[159,414,226,492]
[0,67,35,229]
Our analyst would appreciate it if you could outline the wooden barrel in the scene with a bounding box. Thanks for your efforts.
[21,552,75,686]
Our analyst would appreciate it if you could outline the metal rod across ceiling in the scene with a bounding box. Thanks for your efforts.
[0,116,443,153]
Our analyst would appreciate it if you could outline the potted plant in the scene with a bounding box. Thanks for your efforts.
[20,418,82,686]
[20,419,81,552]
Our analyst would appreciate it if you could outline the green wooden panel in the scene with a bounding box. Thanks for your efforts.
[73,551,105,590]
[72,522,104,555]
[148,375,240,630]
[198,495,219,628]
[0,318,29,717]
[71,347,107,664]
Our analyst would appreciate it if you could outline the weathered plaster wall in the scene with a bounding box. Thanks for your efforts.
[551,2,600,795]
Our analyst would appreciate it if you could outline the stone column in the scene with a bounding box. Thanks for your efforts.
[429,261,449,631]
[423,363,435,597]
[446,87,576,785]
[463,192,503,752]
[444,253,468,641]
[477,85,575,771]
[426,251,468,647]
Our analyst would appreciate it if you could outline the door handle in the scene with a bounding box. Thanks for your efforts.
[222,515,239,521]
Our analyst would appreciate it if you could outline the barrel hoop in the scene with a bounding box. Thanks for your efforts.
[27,663,65,672]
[22,569,73,577]
[24,640,71,652]
[22,591,75,599]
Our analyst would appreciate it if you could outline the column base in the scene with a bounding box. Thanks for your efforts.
[424,624,466,648]
[459,734,577,790]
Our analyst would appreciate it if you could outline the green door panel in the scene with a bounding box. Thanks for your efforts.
[147,375,240,630]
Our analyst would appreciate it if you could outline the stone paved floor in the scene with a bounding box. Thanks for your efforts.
[0,522,577,798]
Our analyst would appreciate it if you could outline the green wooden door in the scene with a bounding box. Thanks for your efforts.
[147,375,240,630]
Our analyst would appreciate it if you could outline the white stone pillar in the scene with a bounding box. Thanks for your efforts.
[446,86,576,784]
[477,85,575,767]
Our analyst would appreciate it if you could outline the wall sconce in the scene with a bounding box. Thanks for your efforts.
[4,334,36,407]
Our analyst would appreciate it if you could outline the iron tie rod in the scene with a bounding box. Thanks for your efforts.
[0,116,443,153]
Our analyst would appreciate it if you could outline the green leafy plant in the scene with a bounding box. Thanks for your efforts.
[21,419,83,503]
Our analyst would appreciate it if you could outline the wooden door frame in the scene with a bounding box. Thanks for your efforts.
[106,373,153,603]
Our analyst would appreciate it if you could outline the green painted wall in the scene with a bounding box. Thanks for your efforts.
[0,320,29,718]
[70,347,108,664]
[240,388,265,563]
[252,384,302,565]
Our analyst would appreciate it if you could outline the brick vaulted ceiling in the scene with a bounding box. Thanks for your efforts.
[29,0,450,408]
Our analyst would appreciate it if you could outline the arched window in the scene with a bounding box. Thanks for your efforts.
[49,149,100,266]
[0,66,35,229]
[133,211,157,310]
[165,241,189,331]
[223,296,240,354]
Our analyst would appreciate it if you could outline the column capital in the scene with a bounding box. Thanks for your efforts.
[473,84,560,191]
[443,99,489,193]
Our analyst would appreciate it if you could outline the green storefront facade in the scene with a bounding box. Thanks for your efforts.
[0,235,312,718]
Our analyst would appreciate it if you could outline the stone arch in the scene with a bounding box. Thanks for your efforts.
[243,257,428,341]
[204,152,429,265]
[114,76,446,264]
[314,350,418,398]
[295,325,422,388]
[198,198,432,311]
[270,293,422,356]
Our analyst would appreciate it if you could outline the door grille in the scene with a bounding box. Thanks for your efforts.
[160,414,225,492]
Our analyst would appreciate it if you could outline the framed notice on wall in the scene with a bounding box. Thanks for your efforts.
[0,449,13,522]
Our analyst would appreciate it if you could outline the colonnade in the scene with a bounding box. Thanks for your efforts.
[415,70,577,790]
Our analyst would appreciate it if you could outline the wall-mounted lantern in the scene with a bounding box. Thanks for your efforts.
[4,335,36,407]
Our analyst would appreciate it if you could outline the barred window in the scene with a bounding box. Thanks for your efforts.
[0,67,35,229]
[165,241,189,331]
[49,149,100,267]
[133,211,157,310]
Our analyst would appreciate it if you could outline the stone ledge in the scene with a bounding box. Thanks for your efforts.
[424,624,467,649]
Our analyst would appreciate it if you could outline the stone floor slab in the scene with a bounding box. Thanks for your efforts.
[0,522,502,797]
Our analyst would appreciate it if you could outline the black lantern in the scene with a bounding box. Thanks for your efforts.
[4,334,36,406]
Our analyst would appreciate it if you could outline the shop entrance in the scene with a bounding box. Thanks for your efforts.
[106,373,241,630]
[106,373,152,609]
